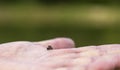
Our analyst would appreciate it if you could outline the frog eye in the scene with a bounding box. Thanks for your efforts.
[47,45,53,50]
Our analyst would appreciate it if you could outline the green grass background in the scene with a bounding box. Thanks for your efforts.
[0,2,120,47]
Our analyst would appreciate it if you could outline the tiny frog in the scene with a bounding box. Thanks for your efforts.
[47,45,53,50]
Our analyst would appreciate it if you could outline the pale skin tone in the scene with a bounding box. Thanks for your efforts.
[0,37,119,70]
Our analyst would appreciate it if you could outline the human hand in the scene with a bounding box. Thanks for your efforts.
[0,37,75,70]
[0,38,120,70]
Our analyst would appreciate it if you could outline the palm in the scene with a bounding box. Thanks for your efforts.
[0,38,119,70]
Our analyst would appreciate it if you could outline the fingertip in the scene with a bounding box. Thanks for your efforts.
[34,37,75,49]
[53,37,75,49]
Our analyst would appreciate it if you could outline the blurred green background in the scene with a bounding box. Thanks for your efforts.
[0,0,120,47]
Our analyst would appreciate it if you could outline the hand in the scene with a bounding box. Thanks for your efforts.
[0,37,75,70]
[0,38,120,70]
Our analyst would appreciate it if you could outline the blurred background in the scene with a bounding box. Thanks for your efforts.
[0,0,120,47]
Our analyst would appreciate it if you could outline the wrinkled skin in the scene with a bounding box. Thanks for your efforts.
[0,37,120,70]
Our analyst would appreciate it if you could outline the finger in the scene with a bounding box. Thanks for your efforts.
[89,55,120,70]
[34,37,75,49]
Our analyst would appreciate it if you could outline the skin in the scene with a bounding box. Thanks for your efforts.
[0,37,119,70]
